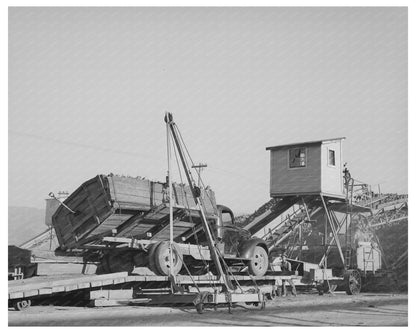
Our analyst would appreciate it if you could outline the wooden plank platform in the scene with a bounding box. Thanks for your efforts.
[8,272,128,299]
[8,272,301,300]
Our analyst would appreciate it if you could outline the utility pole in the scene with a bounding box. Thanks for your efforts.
[192,163,207,188]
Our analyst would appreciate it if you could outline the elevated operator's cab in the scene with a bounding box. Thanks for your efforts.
[266,137,346,199]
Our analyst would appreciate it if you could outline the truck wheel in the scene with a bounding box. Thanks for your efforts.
[13,299,31,311]
[345,269,361,295]
[13,301,23,311]
[248,246,268,277]
[147,242,160,274]
[153,241,183,276]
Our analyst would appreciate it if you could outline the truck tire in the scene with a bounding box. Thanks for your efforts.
[248,246,268,277]
[345,269,361,295]
[13,299,31,311]
[153,241,183,276]
[147,242,160,274]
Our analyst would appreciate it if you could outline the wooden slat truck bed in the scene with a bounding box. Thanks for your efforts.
[52,174,217,249]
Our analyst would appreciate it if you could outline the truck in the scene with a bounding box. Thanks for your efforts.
[10,113,376,312]
[52,115,269,279]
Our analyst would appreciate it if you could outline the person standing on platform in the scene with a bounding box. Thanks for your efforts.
[280,252,297,297]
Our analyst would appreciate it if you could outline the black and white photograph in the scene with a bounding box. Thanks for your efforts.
[6,3,410,327]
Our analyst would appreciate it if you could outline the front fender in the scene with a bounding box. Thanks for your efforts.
[238,237,268,260]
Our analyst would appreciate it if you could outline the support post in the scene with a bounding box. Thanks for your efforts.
[320,194,345,267]
[319,212,347,267]
[166,117,175,284]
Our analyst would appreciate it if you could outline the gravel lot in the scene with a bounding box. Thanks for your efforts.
[9,292,407,326]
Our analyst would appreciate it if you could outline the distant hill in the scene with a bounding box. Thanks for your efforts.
[8,206,46,246]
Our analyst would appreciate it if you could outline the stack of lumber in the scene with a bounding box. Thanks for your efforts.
[53,174,217,249]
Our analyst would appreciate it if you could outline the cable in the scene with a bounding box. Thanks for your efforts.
[174,127,234,289]
[10,130,158,160]
[171,127,218,239]
[170,131,215,288]
[218,253,244,293]
[169,121,238,291]
[208,166,270,188]
[170,129,216,215]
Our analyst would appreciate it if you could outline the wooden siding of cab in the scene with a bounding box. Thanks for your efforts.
[321,141,344,197]
[270,143,321,196]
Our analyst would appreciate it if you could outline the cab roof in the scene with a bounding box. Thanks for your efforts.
[266,137,346,151]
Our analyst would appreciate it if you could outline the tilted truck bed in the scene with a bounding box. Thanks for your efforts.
[52,175,217,249]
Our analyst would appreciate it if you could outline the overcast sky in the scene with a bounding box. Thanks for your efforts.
[9,7,407,213]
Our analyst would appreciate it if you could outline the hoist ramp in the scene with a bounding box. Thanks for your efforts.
[242,196,301,236]
[8,271,303,311]
[241,193,372,274]
[242,196,324,250]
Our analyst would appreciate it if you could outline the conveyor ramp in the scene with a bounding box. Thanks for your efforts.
[243,196,301,236]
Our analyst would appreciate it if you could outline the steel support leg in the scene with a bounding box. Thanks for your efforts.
[320,195,345,266]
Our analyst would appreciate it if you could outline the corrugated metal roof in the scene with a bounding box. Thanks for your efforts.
[266,137,346,151]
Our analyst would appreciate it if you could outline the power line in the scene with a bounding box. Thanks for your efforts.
[208,165,270,188]
[9,130,159,160]
[10,130,270,190]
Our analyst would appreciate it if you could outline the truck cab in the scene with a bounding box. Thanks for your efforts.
[214,205,268,268]
[216,205,235,239]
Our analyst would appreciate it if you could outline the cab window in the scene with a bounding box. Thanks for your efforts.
[221,211,233,227]
[289,147,307,168]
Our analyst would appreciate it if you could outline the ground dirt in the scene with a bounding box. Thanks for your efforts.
[9,292,407,326]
